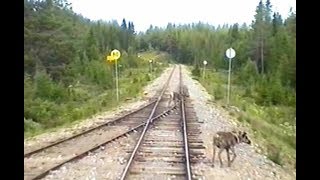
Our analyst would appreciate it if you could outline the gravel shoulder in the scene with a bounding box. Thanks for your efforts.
[180,65,296,180]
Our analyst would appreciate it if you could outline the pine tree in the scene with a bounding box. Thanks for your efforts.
[228,23,239,46]
[85,27,99,60]
[272,12,283,35]
[265,0,273,23]
[121,18,127,30]
[128,22,135,35]
[120,18,129,51]
[252,0,267,74]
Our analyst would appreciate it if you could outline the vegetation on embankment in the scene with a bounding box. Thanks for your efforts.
[191,67,296,170]
[25,51,169,138]
[24,0,171,137]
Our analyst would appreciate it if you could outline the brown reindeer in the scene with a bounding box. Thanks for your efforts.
[167,91,181,108]
[212,130,251,167]
[167,85,190,108]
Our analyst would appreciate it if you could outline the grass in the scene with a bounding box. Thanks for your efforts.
[190,67,296,170]
[24,52,169,138]
[138,51,161,61]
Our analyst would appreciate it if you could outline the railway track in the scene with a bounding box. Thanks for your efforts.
[24,100,157,158]
[24,65,178,180]
[119,65,206,180]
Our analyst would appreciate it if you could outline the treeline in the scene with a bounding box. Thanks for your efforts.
[137,0,296,107]
[24,0,139,82]
[24,0,154,133]
[24,0,295,135]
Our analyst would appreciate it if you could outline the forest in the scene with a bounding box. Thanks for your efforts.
[24,0,170,135]
[24,0,295,168]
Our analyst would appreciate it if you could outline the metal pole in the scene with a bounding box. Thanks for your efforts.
[203,65,206,79]
[151,62,153,79]
[115,59,119,102]
[149,60,153,79]
[227,58,232,104]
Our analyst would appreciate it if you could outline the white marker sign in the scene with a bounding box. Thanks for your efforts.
[203,60,207,65]
[226,48,236,59]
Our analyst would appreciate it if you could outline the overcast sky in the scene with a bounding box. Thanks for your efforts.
[68,0,296,32]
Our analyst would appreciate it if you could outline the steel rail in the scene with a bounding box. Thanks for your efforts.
[30,105,178,180]
[26,65,177,180]
[119,65,177,180]
[24,100,157,158]
[180,65,192,180]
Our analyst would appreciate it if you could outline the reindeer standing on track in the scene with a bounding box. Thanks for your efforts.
[167,85,189,108]
[182,85,189,98]
[212,130,251,167]
[167,91,181,108]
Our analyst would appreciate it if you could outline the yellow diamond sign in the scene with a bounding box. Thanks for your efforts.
[107,55,114,61]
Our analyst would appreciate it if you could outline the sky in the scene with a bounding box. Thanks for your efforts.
[68,0,296,32]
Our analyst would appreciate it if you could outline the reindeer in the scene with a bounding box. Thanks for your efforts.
[212,130,251,167]
[167,85,190,108]
[167,91,181,108]
[182,85,190,98]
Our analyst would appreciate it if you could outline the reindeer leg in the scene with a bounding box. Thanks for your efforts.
[218,148,224,168]
[167,92,172,108]
[167,97,171,108]
[230,146,237,164]
[212,143,216,167]
[226,148,231,167]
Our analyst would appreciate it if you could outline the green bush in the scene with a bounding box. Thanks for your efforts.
[24,59,166,138]
[145,74,151,81]
[191,64,201,77]
[267,144,283,165]
[214,84,224,100]
[34,71,67,102]
[24,118,42,132]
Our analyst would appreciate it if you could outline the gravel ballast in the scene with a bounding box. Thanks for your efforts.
[180,65,295,180]
[25,64,295,179]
